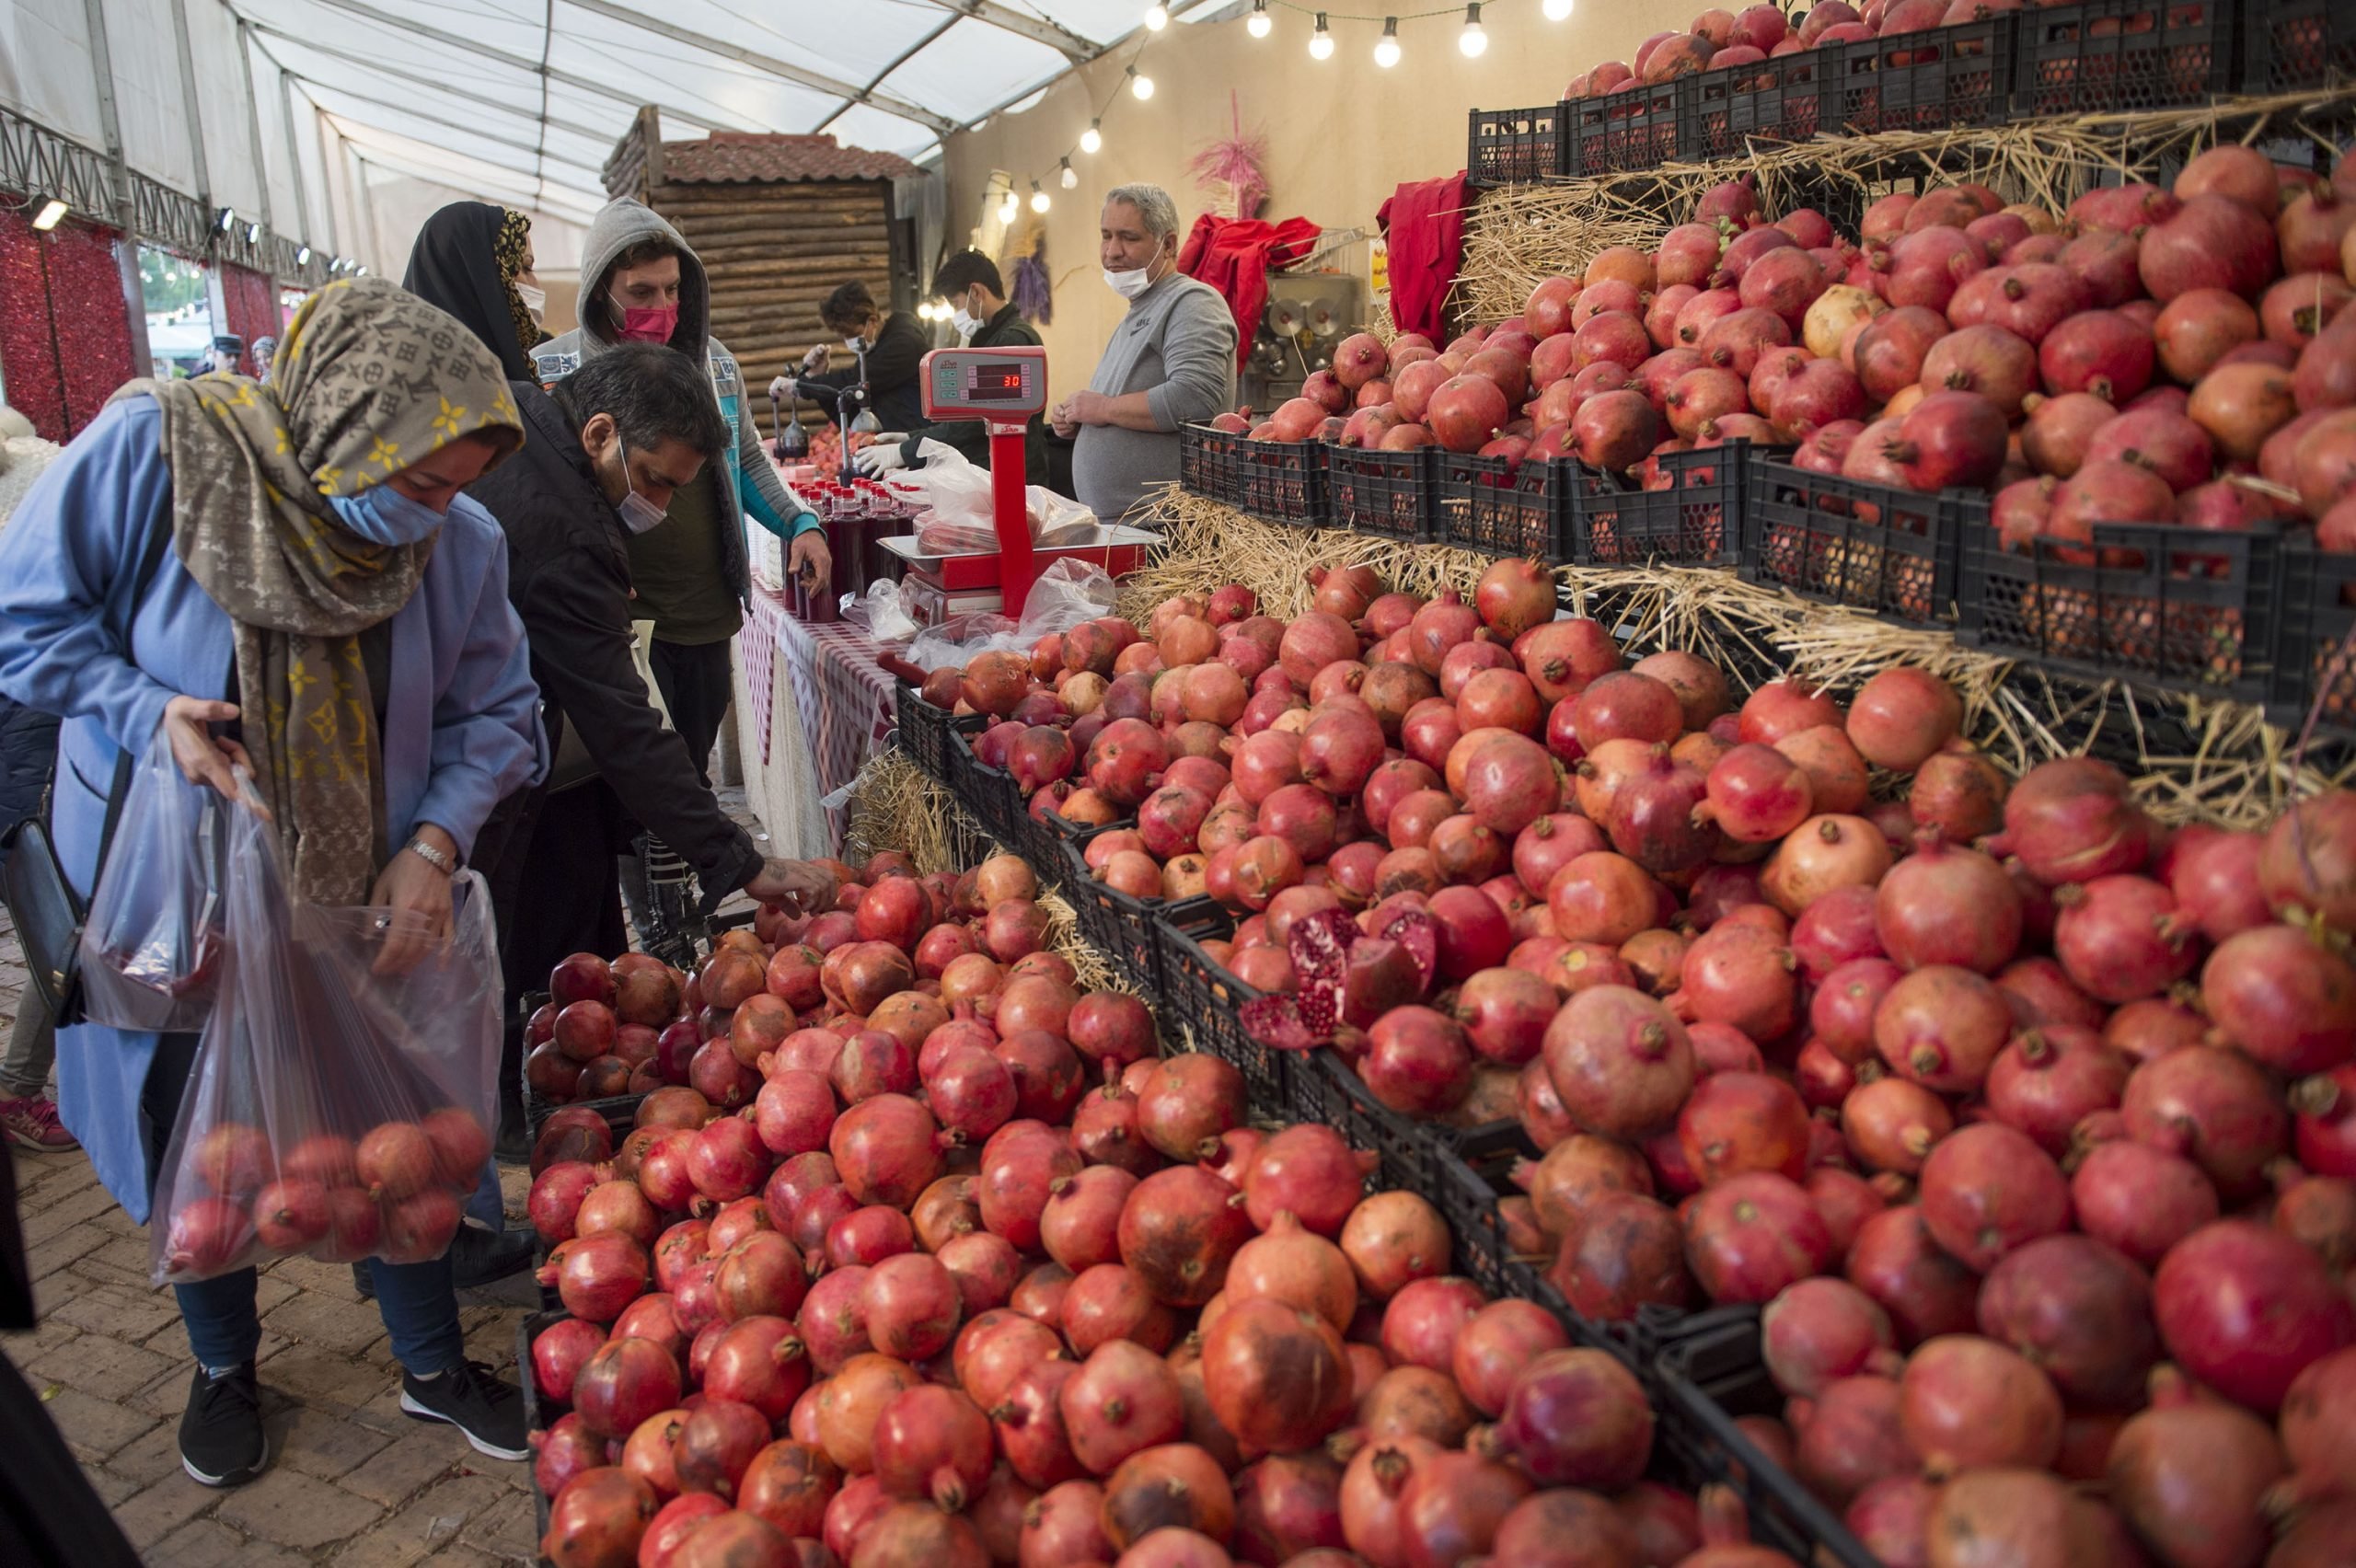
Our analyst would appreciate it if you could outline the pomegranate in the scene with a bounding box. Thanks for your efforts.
[2153,1219,2356,1412]
[1542,985,1695,1138]
[2107,1377,2287,1568]
[1681,1172,1832,1305]
[1918,1122,2070,1272]
[1845,1207,1980,1347]
[1899,1333,2063,1473]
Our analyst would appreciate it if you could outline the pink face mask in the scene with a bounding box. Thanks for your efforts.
[613,299,678,344]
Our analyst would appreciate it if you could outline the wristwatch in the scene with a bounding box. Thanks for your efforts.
[405,838,458,874]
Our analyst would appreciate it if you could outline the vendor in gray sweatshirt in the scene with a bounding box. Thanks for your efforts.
[1054,184,1238,524]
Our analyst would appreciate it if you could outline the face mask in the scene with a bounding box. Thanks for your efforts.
[950,306,976,339]
[327,484,444,548]
[516,281,548,327]
[612,432,668,535]
[1104,265,1156,301]
[842,334,868,353]
[612,295,678,344]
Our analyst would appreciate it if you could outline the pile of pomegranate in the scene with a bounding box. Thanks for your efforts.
[1565,3,2020,102]
[910,545,2356,1562]
[156,1105,492,1280]
[519,845,1819,1568]
[1208,142,2356,562]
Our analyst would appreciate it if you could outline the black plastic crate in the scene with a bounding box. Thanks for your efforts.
[893,677,976,785]
[1683,47,1829,158]
[2015,0,2235,117]
[1740,450,1979,625]
[517,1308,569,1543]
[1057,823,1171,994]
[1646,1309,1883,1568]
[1570,444,1750,568]
[1428,1117,1551,1306]
[1820,13,2015,135]
[1153,898,1293,1117]
[1179,422,1244,507]
[2247,0,2356,93]
[1467,101,1568,187]
[1323,444,1439,542]
[2269,539,2356,741]
[1234,437,1328,527]
[1436,450,1572,560]
[1958,520,2283,704]
[1565,80,1686,176]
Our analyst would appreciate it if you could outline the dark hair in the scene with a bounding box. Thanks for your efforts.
[552,342,730,460]
[820,281,878,332]
[930,251,1003,301]
[608,236,682,276]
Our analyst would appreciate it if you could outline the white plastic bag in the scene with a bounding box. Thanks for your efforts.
[904,559,1119,671]
[78,729,225,1032]
[148,774,503,1284]
[843,578,922,643]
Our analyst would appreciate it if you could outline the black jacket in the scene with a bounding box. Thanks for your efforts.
[466,382,763,898]
[896,304,1048,482]
[803,310,930,434]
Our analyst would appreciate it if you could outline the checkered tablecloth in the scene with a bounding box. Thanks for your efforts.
[733,583,898,858]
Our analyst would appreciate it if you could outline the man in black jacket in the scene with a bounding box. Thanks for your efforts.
[855,251,1048,485]
[468,344,836,1016]
[771,280,930,437]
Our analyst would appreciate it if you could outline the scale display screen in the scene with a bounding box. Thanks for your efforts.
[921,346,1049,419]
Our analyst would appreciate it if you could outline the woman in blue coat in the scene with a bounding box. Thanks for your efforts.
[0,277,546,1488]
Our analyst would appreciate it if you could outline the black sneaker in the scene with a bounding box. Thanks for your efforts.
[399,1360,528,1460]
[178,1362,268,1487]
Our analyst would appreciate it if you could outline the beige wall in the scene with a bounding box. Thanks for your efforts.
[940,4,1692,403]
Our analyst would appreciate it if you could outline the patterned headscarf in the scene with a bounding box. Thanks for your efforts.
[115,276,524,904]
[493,208,547,362]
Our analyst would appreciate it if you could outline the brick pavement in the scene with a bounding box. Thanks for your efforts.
[0,783,774,1564]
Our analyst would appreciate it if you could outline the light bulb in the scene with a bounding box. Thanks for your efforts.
[1308,12,1334,58]
[1542,0,1572,18]
[1246,0,1271,38]
[1060,158,1079,190]
[917,301,935,321]
[1373,17,1400,67]
[999,192,1020,223]
[1131,69,1155,100]
[1031,181,1051,213]
[1143,3,1168,29]
[1459,3,1486,55]
[1080,120,1103,154]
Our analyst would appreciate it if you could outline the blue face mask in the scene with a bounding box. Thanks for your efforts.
[327,484,444,548]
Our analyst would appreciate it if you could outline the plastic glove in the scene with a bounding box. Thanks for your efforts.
[768,375,798,403]
[800,344,830,373]
[853,443,909,477]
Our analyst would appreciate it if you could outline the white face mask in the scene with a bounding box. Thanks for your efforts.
[843,334,867,353]
[612,432,667,535]
[515,281,548,326]
[1103,265,1156,302]
[950,304,976,339]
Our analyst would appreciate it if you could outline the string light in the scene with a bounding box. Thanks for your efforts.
[1060,157,1078,190]
[1373,16,1400,67]
[1308,12,1334,58]
[1246,0,1271,38]
[1128,63,1154,99]
[1142,2,1168,29]
[1542,0,1573,18]
[1458,3,1485,56]
[999,189,1020,223]
[1080,119,1103,154]
[1030,180,1051,213]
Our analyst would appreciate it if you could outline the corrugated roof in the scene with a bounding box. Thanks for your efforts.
[660,132,924,186]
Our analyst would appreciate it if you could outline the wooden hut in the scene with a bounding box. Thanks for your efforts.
[603,107,923,393]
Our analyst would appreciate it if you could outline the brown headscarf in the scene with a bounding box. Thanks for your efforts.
[493,208,548,363]
[115,276,525,904]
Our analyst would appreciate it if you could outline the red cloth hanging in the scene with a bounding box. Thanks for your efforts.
[1377,173,1472,341]
[1177,214,1323,372]
[0,209,137,443]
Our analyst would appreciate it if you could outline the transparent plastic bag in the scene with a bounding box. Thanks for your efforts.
[842,577,921,643]
[78,729,226,1032]
[149,775,502,1284]
[904,559,1118,671]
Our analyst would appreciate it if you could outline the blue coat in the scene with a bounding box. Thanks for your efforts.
[0,397,545,1219]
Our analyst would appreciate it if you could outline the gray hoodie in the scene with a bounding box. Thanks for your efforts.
[538,200,814,601]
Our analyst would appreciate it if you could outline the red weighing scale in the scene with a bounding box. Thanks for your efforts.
[914,345,1051,615]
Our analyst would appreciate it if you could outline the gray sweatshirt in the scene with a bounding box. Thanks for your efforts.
[1072,272,1238,523]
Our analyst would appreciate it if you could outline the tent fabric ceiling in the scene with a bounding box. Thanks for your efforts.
[226,0,1173,218]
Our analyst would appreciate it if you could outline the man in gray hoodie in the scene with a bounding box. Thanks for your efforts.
[537,200,830,784]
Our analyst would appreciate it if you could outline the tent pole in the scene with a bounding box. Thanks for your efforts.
[167,0,212,212]
[80,0,152,382]
[278,69,315,261]
[233,18,277,242]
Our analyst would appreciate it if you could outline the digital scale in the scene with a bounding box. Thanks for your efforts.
[917,345,1051,616]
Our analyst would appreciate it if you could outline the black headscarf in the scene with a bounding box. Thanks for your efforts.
[401,201,540,381]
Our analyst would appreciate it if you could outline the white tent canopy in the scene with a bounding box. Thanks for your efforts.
[1,0,1194,278]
